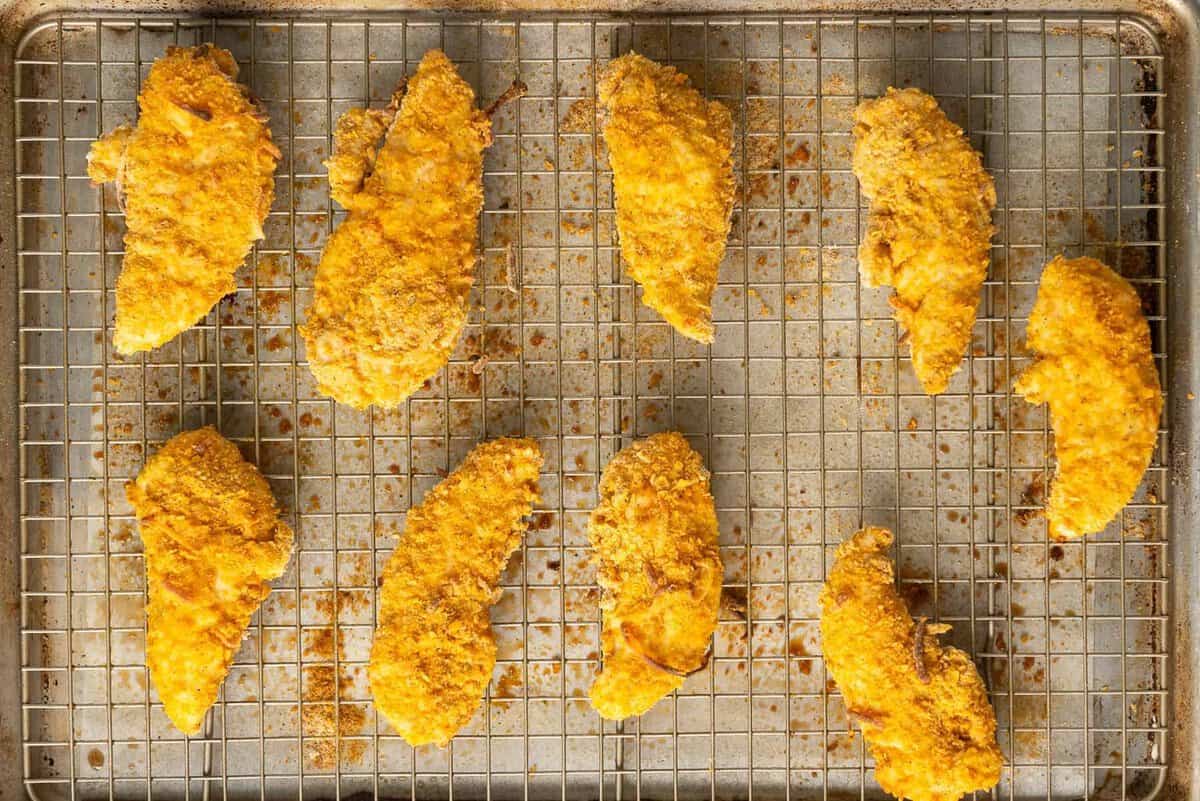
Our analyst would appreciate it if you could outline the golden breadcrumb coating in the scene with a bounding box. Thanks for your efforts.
[853,87,996,395]
[126,427,293,735]
[369,438,543,746]
[300,50,491,409]
[1013,256,1163,539]
[87,45,279,355]
[588,432,723,719]
[599,53,735,344]
[820,528,1002,801]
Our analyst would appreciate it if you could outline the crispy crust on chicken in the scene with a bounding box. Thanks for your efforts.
[88,45,278,355]
[368,438,543,746]
[599,53,735,344]
[300,50,492,409]
[1013,256,1163,539]
[588,432,723,719]
[126,427,293,735]
[853,87,996,395]
[819,528,1002,801]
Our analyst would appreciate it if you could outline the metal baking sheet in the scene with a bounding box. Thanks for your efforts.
[2,6,1192,801]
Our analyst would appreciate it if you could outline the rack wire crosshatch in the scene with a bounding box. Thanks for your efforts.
[14,11,1170,801]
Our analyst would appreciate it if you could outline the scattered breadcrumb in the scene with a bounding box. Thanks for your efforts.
[503,243,519,294]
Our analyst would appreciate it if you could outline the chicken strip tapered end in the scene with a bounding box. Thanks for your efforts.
[588,432,723,720]
[89,45,278,355]
[820,528,1002,801]
[369,438,542,746]
[853,87,996,395]
[300,50,490,409]
[126,427,293,735]
[1013,256,1162,539]
[599,53,735,344]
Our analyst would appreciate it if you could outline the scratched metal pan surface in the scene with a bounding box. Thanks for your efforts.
[0,1,1197,800]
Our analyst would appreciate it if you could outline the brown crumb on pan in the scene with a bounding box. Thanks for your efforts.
[913,617,930,684]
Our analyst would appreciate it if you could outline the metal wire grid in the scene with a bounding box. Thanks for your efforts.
[13,11,1170,801]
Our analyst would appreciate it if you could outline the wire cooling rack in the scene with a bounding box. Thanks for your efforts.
[14,11,1170,801]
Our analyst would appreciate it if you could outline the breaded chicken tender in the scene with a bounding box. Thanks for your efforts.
[853,88,996,395]
[300,50,493,409]
[588,432,723,719]
[88,45,279,355]
[369,438,542,746]
[1013,256,1162,539]
[126,427,294,735]
[820,528,1002,801]
[599,53,735,343]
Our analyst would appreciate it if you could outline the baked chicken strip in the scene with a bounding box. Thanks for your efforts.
[820,527,1002,801]
[126,427,293,735]
[369,438,543,746]
[300,50,502,409]
[1013,256,1162,539]
[853,87,996,395]
[588,432,723,719]
[599,53,735,344]
[88,44,279,355]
